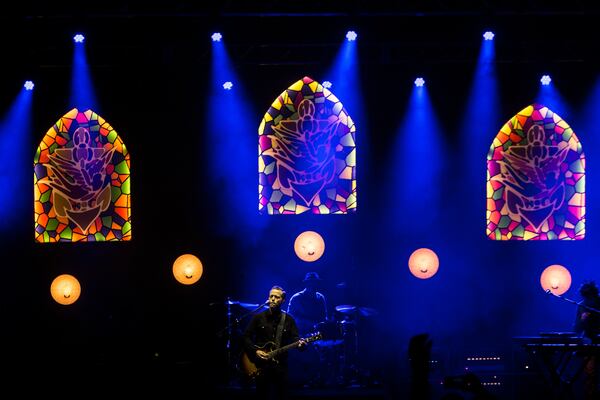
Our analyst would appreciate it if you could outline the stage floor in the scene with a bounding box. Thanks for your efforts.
[216,385,386,399]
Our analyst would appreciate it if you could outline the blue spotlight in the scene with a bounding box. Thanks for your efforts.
[207,29,266,239]
[483,31,495,41]
[211,32,222,42]
[322,80,332,89]
[346,31,357,41]
[326,34,360,113]
[0,84,34,230]
[23,81,34,91]
[70,33,98,110]
[536,74,569,117]
[414,77,425,87]
[389,80,444,234]
[459,27,500,189]
[540,75,552,86]
[73,34,85,43]
[326,24,367,185]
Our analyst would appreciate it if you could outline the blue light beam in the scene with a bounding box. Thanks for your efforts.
[0,84,34,231]
[206,37,266,238]
[69,35,99,111]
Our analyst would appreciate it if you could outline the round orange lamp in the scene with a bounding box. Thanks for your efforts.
[294,231,325,262]
[408,248,440,279]
[173,254,203,285]
[540,264,571,295]
[50,274,82,305]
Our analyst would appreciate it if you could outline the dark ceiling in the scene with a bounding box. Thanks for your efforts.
[2,1,597,71]
[6,1,595,17]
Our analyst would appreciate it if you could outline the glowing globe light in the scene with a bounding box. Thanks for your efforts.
[540,264,571,295]
[73,34,85,43]
[483,31,495,41]
[223,81,233,90]
[211,32,222,42]
[540,75,552,86]
[24,81,34,91]
[414,77,425,87]
[346,31,357,41]
[173,254,204,285]
[50,274,82,305]
[294,231,325,262]
[408,248,439,279]
[322,81,333,89]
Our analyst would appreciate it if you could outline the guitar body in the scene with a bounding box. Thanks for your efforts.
[240,351,260,378]
[240,332,322,379]
[240,342,278,378]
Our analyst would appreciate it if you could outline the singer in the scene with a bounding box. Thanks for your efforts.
[242,285,306,400]
[574,281,600,400]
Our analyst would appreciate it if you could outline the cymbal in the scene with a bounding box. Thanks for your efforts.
[314,339,343,347]
[225,300,264,310]
[239,302,264,310]
[335,304,357,314]
[358,307,378,317]
[335,304,378,317]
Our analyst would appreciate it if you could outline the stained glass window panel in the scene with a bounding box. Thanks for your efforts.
[258,76,357,215]
[486,104,585,240]
[33,108,131,242]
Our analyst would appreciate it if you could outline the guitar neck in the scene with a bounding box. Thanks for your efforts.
[269,340,302,358]
[267,334,320,358]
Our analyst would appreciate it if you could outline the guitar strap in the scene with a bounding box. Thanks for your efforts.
[274,311,287,349]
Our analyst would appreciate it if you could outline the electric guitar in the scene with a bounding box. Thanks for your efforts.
[240,332,322,378]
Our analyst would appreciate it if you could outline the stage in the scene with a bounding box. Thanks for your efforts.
[1,3,599,399]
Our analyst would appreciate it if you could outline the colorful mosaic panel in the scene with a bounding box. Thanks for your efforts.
[258,76,357,214]
[34,108,131,242]
[486,104,585,240]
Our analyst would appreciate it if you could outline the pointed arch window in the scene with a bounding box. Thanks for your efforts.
[258,76,357,214]
[33,108,131,242]
[486,104,584,240]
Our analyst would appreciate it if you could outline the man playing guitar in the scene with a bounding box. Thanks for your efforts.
[242,286,307,399]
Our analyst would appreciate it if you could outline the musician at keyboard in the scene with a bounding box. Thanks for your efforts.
[573,281,600,399]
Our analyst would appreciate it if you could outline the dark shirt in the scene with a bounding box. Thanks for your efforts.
[575,297,600,341]
[286,290,327,335]
[243,309,300,367]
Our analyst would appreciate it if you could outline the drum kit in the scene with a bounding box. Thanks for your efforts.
[314,304,378,344]
[309,304,379,386]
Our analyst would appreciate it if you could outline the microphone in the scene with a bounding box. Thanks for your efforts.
[546,289,561,297]
[249,301,269,310]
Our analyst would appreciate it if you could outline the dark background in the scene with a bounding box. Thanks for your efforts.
[0,2,599,397]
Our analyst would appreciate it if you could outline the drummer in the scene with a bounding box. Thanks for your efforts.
[287,272,329,336]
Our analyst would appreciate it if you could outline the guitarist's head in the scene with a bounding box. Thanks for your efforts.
[268,286,286,312]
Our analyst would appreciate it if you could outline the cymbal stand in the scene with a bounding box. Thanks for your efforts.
[337,316,359,386]
[216,299,267,386]
[226,297,233,368]
[214,297,236,385]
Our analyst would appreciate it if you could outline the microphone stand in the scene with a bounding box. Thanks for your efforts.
[214,298,268,386]
[546,289,600,314]
[216,301,269,337]
[233,302,270,325]
[546,289,600,352]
